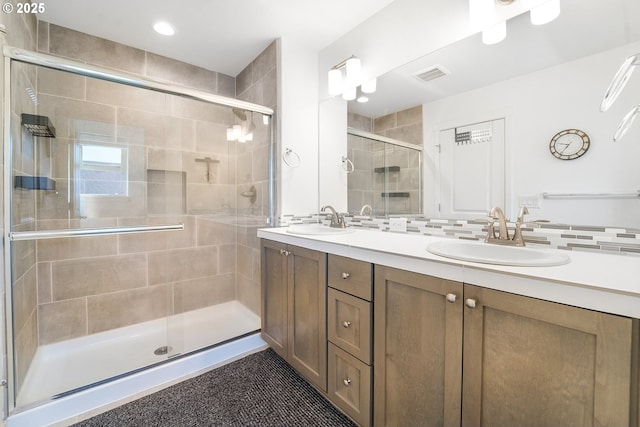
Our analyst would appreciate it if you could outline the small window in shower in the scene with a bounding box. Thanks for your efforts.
[76,143,128,196]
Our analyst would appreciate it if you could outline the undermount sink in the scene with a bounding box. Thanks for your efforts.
[427,240,570,267]
[286,224,355,236]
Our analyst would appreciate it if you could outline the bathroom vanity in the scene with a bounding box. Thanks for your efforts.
[258,227,640,427]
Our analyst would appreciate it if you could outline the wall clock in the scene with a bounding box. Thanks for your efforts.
[549,129,590,160]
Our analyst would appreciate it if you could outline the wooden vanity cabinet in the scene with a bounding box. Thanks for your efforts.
[327,254,374,427]
[260,239,327,391]
[374,265,637,427]
[462,284,635,427]
[373,265,463,427]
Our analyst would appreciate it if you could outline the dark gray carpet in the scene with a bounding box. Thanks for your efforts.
[74,348,357,427]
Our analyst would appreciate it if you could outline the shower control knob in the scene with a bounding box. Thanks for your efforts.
[343,321,352,328]
[341,272,350,279]
[343,379,351,387]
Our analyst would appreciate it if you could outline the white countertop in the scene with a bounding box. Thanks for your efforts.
[258,226,640,318]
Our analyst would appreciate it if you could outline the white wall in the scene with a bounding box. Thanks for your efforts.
[318,98,348,211]
[278,37,320,216]
[423,41,640,227]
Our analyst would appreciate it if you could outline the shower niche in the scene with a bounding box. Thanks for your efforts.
[5,54,274,411]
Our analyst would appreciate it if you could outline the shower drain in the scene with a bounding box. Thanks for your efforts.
[154,345,172,356]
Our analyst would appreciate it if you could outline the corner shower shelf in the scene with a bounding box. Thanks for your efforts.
[14,176,56,191]
[381,192,410,198]
[374,166,400,173]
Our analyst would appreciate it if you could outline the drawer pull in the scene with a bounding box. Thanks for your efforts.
[341,272,350,279]
[343,378,351,387]
[343,321,352,328]
[446,293,457,303]
[465,298,477,309]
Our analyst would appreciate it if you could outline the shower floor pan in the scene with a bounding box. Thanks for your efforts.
[16,300,260,408]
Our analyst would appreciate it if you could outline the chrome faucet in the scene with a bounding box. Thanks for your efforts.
[485,206,528,247]
[359,204,373,216]
[321,205,346,228]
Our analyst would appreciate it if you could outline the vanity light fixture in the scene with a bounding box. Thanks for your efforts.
[153,21,175,36]
[470,0,507,45]
[482,20,507,44]
[601,52,640,142]
[328,55,376,101]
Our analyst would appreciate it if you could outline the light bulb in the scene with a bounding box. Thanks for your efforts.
[345,57,362,87]
[342,87,356,101]
[530,0,560,25]
[328,68,343,96]
[482,21,506,45]
[361,78,377,94]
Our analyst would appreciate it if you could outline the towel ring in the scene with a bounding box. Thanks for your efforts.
[283,148,301,168]
[341,156,355,174]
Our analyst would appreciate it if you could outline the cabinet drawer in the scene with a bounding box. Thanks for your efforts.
[328,343,372,427]
[328,254,372,301]
[328,288,372,364]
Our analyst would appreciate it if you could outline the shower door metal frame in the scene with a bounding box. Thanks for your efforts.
[2,46,277,413]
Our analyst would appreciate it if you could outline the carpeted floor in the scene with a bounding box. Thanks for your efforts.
[74,348,357,427]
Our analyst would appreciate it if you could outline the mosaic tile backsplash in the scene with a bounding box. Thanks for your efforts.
[279,214,640,256]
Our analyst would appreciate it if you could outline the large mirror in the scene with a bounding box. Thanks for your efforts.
[319,0,640,228]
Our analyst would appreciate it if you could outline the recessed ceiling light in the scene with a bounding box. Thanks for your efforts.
[153,21,175,36]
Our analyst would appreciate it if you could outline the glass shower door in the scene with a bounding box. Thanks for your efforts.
[6,56,271,411]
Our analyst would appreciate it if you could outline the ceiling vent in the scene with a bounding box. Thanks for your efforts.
[413,65,450,82]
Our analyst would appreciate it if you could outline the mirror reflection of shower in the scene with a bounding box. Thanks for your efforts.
[195,156,220,183]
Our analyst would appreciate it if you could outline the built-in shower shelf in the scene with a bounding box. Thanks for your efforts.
[14,176,56,191]
[381,192,410,198]
[374,166,400,173]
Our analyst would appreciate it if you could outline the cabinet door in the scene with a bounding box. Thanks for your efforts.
[374,265,463,427]
[260,239,288,358]
[288,245,328,391]
[462,284,634,427]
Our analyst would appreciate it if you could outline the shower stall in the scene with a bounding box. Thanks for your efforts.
[346,128,422,215]
[3,47,274,413]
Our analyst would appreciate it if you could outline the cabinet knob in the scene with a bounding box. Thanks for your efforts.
[343,321,352,328]
[280,249,286,255]
[341,272,350,279]
[343,378,351,387]
[465,298,477,309]
[446,293,457,303]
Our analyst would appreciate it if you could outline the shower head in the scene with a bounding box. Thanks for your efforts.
[21,113,56,138]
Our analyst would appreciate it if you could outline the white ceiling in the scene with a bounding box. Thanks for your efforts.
[39,0,395,76]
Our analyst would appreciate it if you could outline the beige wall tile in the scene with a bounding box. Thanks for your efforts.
[217,73,236,98]
[396,105,422,126]
[48,24,145,74]
[13,265,37,336]
[37,93,116,139]
[236,274,260,316]
[37,20,48,53]
[12,239,36,282]
[148,246,217,285]
[147,148,184,172]
[118,215,196,254]
[194,120,231,155]
[170,95,233,124]
[218,244,236,275]
[38,298,87,345]
[86,78,169,115]
[87,285,170,334]
[196,217,237,246]
[37,67,85,100]
[186,183,231,213]
[173,275,235,314]
[37,262,52,304]
[52,253,147,301]
[15,312,37,391]
[37,235,117,262]
[145,53,218,93]
[117,108,195,150]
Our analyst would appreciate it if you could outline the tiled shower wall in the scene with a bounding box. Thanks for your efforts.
[8,21,277,390]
